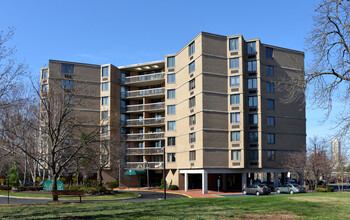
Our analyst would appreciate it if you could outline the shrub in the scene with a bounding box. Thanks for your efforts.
[0,185,11,190]
[85,179,98,187]
[168,185,178,190]
[106,179,119,189]
[326,186,334,192]
[16,186,43,191]
[316,186,334,192]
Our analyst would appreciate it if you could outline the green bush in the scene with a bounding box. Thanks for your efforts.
[16,186,43,191]
[326,186,334,192]
[106,179,119,189]
[7,162,20,187]
[168,185,179,190]
[316,186,334,192]
[0,185,11,190]
[85,179,98,187]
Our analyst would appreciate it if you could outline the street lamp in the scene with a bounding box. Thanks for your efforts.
[144,159,149,190]
[118,159,121,190]
[163,146,166,200]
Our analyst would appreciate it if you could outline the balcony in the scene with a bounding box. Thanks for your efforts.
[126,132,165,141]
[125,88,165,99]
[126,117,165,127]
[126,147,164,155]
[126,162,164,169]
[126,102,165,112]
[124,72,164,86]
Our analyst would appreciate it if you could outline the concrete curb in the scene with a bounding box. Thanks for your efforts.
[120,189,192,198]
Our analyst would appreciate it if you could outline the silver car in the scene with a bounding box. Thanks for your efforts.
[276,184,306,194]
[243,184,271,196]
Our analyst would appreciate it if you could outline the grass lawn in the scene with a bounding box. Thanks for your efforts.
[1,192,350,219]
[0,191,138,200]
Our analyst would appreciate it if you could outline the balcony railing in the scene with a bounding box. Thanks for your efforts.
[126,117,165,126]
[126,147,164,155]
[126,88,165,98]
[124,72,164,84]
[126,162,164,169]
[126,132,165,141]
[126,102,165,112]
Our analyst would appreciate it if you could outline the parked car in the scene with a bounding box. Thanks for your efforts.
[243,184,271,196]
[276,184,306,194]
[329,179,335,184]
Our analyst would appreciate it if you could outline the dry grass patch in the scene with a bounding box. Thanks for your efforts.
[289,196,350,203]
[241,213,300,220]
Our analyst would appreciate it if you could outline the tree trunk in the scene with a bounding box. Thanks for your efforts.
[52,172,58,201]
[98,167,103,187]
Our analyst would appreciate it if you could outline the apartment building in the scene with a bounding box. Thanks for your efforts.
[40,32,305,193]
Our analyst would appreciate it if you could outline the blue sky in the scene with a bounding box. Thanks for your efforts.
[0,0,340,141]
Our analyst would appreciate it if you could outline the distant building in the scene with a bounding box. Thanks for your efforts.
[331,138,341,165]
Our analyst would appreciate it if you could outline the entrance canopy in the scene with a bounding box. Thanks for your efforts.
[125,169,146,176]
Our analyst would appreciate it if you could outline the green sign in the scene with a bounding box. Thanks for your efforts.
[125,169,146,176]
[43,180,64,191]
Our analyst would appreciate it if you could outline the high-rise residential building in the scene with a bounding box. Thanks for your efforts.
[331,138,341,165]
[40,32,306,193]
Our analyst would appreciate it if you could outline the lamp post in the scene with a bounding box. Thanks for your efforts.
[145,159,149,190]
[118,159,121,190]
[163,146,166,200]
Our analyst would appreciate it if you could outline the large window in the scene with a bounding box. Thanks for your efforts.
[102,66,109,77]
[168,137,176,146]
[267,99,275,110]
[248,78,257,89]
[249,132,258,142]
[189,150,196,161]
[249,150,258,160]
[248,61,257,71]
[247,42,256,54]
[42,84,47,92]
[101,125,108,134]
[267,82,274,93]
[167,121,175,131]
[229,38,239,51]
[64,95,73,104]
[268,150,275,161]
[249,114,258,124]
[102,97,108,105]
[248,96,258,107]
[167,153,176,162]
[167,89,175,99]
[102,82,109,91]
[167,105,175,115]
[189,79,195,90]
[266,66,274,76]
[231,150,241,161]
[267,116,275,127]
[230,58,239,68]
[189,96,196,108]
[189,132,196,143]
[231,131,240,142]
[230,76,239,87]
[61,64,74,74]
[230,94,240,105]
[101,111,108,120]
[167,74,175,84]
[42,69,48,79]
[167,56,175,68]
[189,42,195,56]
[268,133,275,144]
[189,61,195,73]
[230,113,240,123]
[189,114,196,125]
[62,80,74,89]
[266,47,273,58]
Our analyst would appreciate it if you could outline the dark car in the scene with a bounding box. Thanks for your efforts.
[243,184,271,196]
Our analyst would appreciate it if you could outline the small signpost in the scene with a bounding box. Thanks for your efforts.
[43,180,64,191]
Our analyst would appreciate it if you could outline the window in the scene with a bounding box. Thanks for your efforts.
[230,112,240,123]
[249,150,258,160]
[64,95,73,104]
[249,132,258,142]
[267,116,275,127]
[231,131,240,142]
[101,140,108,150]
[229,58,239,68]
[248,78,257,89]
[102,66,109,77]
[167,105,175,115]
[102,97,108,105]
[167,121,175,131]
[230,94,240,105]
[229,38,239,51]
[189,61,195,73]
[248,61,257,71]
[42,69,48,79]
[189,132,196,143]
[267,83,274,93]
[167,74,175,84]
[102,82,109,91]
[249,114,258,124]
[138,142,144,148]
[268,150,275,161]
[267,99,275,110]
[167,153,176,162]
[247,42,256,54]
[62,80,74,89]
[167,56,175,68]
[189,79,195,90]
[268,133,275,144]
[167,89,175,99]
[230,76,239,87]
[266,47,273,59]
[266,66,274,76]
[189,150,196,161]
[42,84,48,92]
[248,96,258,107]
[189,42,195,56]
[101,125,108,134]
[231,150,241,161]
[101,111,108,120]
[189,114,196,125]
[189,96,196,108]
[61,64,74,74]
[168,137,176,146]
